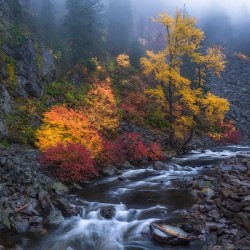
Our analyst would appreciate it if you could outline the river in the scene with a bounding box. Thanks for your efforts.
[3,145,250,250]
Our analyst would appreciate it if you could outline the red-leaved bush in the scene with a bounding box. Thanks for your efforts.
[148,142,166,161]
[40,143,97,182]
[119,132,149,162]
[96,139,125,167]
[96,133,165,164]
[220,121,241,145]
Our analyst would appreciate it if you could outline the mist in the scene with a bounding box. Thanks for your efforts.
[18,0,250,54]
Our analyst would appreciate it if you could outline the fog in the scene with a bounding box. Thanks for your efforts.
[23,0,250,54]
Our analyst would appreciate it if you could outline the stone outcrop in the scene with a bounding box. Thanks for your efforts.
[0,0,57,139]
[208,54,250,143]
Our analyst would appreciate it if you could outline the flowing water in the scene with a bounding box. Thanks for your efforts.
[3,145,250,250]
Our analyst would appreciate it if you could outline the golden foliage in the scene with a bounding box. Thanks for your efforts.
[85,79,120,137]
[35,105,102,156]
[116,53,130,68]
[202,92,230,124]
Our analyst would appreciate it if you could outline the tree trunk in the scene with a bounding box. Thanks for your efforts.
[182,126,196,151]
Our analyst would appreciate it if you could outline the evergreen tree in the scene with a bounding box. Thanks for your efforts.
[107,0,133,55]
[39,0,57,49]
[64,0,104,66]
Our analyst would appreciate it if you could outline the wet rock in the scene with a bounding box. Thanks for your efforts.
[0,210,10,232]
[38,191,51,211]
[201,187,215,198]
[208,210,220,222]
[224,199,242,213]
[237,235,250,249]
[10,218,29,233]
[46,210,64,225]
[234,212,250,232]
[101,165,117,176]
[192,180,213,189]
[241,195,250,207]
[150,222,191,245]
[58,198,75,216]
[100,206,116,219]
[153,161,170,171]
[121,161,133,169]
[206,222,218,230]
[207,232,218,246]
[29,216,43,225]
[118,176,126,181]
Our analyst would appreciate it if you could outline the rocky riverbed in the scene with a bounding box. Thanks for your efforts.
[0,144,79,249]
[0,144,250,250]
[182,152,250,249]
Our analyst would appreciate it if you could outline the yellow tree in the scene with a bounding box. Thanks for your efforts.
[84,78,120,138]
[141,10,229,149]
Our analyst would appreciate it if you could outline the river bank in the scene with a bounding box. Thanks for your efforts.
[182,149,250,249]
[0,144,249,249]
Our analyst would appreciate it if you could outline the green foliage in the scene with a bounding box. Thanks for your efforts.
[7,24,25,53]
[65,0,104,65]
[0,139,11,148]
[146,109,169,129]
[79,58,97,72]
[45,81,89,108]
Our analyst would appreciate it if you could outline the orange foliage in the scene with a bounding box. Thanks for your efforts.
[35,105,102,156]
[85,79,120,137]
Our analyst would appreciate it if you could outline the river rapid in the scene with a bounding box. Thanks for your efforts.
[4,145,250,250]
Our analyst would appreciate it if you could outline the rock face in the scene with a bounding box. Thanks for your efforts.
[208,54,250,143]
[0,0,57,139]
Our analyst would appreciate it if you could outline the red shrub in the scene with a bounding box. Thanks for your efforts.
[120,132,148,163]
[96,139,125,167]
[40,143,96,182]
[219,121,241,144]
[148,142,166,161]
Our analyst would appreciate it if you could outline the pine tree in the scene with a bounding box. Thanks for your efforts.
[39,0,57,49]
[64,0,104,66]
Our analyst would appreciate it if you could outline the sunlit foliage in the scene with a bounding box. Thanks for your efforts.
[85,78,120,137]
[141,10,229,149]
[35,105,102,156]
[116,54,130,68]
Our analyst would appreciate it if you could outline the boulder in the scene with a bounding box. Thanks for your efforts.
[234,212,250,232]
[10,218,29,233]
[100,206,116,219]
[46,210,64,225]
[153,161,170,171]
[224,199,242,213]
[150,222,191,246]
[201,187,215,198]
[242,195,250,207]
[101,165,117,176]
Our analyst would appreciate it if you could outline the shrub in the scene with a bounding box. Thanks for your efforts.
[220,121,241,144]
[40,143,96,182]
[35,105,102,156]
[96,139,125,167]
[120,132,148,163]
[148,142,166,161]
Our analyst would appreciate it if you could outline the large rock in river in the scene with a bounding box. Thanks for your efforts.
[150,222,191,245]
